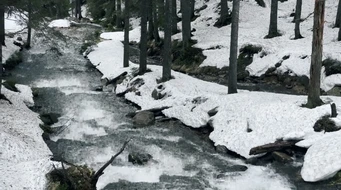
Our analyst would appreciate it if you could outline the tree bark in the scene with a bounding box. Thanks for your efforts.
[0,2,3,95]
[228,0,240,94]
[171,0,178,34]
[294,0,303,39]
[26,0,32,49]
[148,0,154,40]
[181,0,191,49]
[307,0,325,108]
[267,0,279,38]
[123,0,130,68]
[76,0,82,20]
[152,0,160,42]
[338,18,341,41]
[116,0,123,28]
[335,0,341,27]
[162,0,172,81]
[190,0,195,19]
[139,0,148,74]
[158,0,165,27]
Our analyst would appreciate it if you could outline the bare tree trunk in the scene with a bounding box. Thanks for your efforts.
[162,0,172,81]
[0,3,3,95]
[139,0,148,74]
[148,0,154,40]
[307,0,325,108]
[171,0,178,34]
[190,0,195,19]
[335,0,341,27]
[338,13,341,40]
[294,0,303,39]
[181,0,191,49]
[228,0,240,94]
[152,0,160,42]
[158,0,165,27]
[116,0,123,28]
[267,0,280,38]
[123,0,130,68]
[215,0,230,27]
[26,0,32,49]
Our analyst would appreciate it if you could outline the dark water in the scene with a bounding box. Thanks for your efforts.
[4,25,338,190]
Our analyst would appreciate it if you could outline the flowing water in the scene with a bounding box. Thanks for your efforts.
[4,25,337,190]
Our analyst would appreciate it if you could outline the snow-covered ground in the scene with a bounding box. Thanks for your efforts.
[3,13,27,63]
[180,0,341,92]
[0,85,52,189]
[84,0,341,182]
[1,13,53,190]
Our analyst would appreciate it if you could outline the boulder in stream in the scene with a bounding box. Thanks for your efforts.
[133,111,155,126]
[128,152,153,165]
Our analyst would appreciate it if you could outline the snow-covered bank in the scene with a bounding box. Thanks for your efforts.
[0,85,52,189]
[3,13,27,63]
[184,0,341,91]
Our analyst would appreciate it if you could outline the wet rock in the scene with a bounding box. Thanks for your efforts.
[322,58,341,76]
[151,89,165,100]
[93,85,103,92]
[133,111,155,126]
[216,165,248,178]
[272,151,293,163]
[313,116,340,132]
[208,107,218,117]
[40,113,61,125]
[128,152,152,165]
[126,112,137,118]
[215,145,228,154]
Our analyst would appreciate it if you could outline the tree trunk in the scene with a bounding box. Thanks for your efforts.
[267,0,279,38]
[26,0,32,49]
[158,0,165,28]
[162,0,172,81]
[294,0,303,39]
[190,0,195,19]
[181,0,191,49]
[139,0,148,74]
[148,0,154,40]
[338,19,341,41]
[152,0,160,42]
[228,0,240,94]
[75,0,82,20]
[171,0,178,34]
[116,0,123,28]
[0,3,3,95]
[307,0,325,108]
[335,0,341,27]
[123,0,130,68]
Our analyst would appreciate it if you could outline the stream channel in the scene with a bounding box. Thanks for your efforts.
[4,25,337,190]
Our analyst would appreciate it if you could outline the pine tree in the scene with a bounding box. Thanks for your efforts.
[123,0,130,68]
[266,0,280,38]
[306,0,325,108]
[228,0,240,94]
[162,0,172,81]
[294,0,303,39]
[139,0,148,74]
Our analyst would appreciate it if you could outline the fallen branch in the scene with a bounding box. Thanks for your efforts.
[249,140,298,155]
[91,140,131,189]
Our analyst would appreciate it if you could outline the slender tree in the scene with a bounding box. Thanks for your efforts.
[228,0,240,94]
[338,12,341,40]
[123,0,130,67]
[139,0,148,74]
[335,0,341,27]
[158,0,165,27]
[190,0,195,19]
[181,0,191,49]
[307,0,325,108]
[148,0,155,40]
[267,0,280,38]
[294,0,303,39]
[152,0,161,42]
[75,0,82,20]
[116,0,123,28]
[26,0,32,48]
[162,0,172,81]
[171,0,178,34]
[0,2,3,95]
[215,0,230,27]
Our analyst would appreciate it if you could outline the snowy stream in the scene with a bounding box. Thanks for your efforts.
[4,26,337,190]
